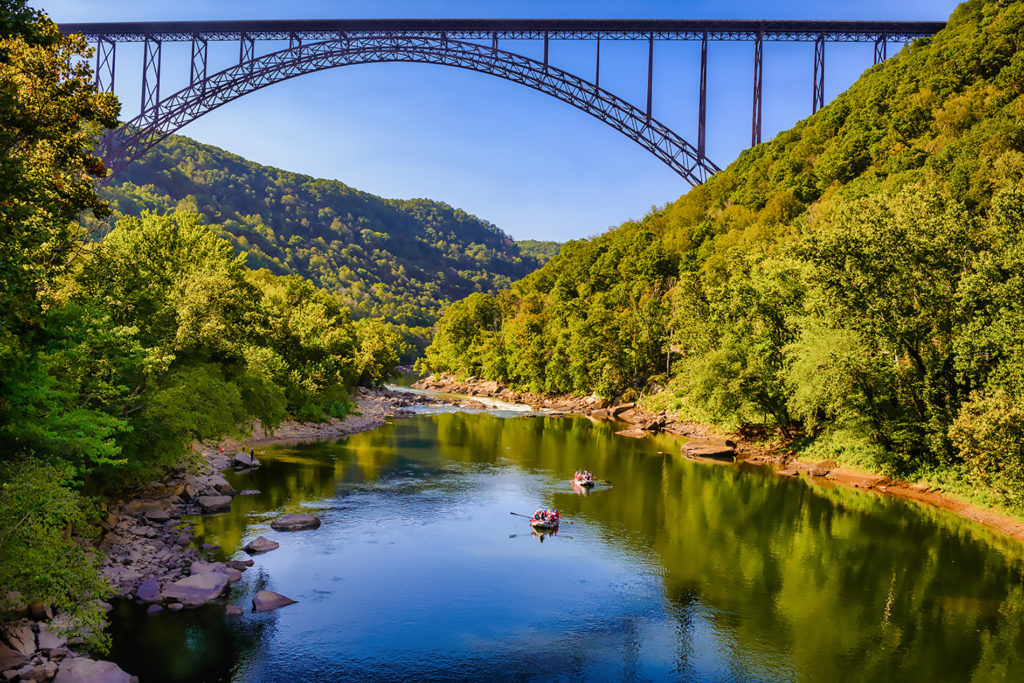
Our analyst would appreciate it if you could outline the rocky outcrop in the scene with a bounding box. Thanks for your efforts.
[252,591,296,613]
[243,536,279,554]
[53,656,137,683]
[269,514,321,532]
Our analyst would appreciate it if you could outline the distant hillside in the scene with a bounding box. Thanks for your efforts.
[516,240,562,265]
[99,134,543,330]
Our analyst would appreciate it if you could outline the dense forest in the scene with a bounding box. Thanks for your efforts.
[420,0,1024,514]
[98,135,553,355]
[0,4,402,644]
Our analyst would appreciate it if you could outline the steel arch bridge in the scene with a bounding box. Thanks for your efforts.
[60,19,946,184]
[99,35,721,185]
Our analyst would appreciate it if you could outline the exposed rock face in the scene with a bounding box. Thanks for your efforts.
[36,625,67,651]
[53,657,137,683]
[197,495,233,513]
[243,536,279,554]
[0,641,25,672]
[2,621,35,657]
[162,572,230,606]
[252,591,297,613]
[270,513,321,532]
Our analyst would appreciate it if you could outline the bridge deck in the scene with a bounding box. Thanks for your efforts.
[59,18,945,43]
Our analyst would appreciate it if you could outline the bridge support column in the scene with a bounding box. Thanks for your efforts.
[141,36,161,124]
[95,35,115,93]
[543,31,549,72]
[595,35,600,89]
[239,33,254,72]
[190,34,207,95]
[646,33,654,120]
[812,32,825,113]
[874,33,888,64]
[751,31,763,146]
[289,32,302,50]
[698,31,707,160]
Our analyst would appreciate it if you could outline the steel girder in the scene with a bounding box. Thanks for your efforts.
[100,35,721,184]
[60,19,944,44]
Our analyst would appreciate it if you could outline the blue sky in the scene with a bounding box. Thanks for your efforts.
[41,0,961,241]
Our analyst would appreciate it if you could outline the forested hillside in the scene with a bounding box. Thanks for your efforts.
[0,6,403,638]
[99,135,544,334]
[420,0,1024,513]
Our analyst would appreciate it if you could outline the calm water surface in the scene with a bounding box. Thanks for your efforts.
[109,409,1024,681]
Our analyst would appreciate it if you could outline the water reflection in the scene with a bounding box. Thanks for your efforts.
[110,412,1024,681]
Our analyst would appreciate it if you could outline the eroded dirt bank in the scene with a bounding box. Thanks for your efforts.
[415,374,1024,544]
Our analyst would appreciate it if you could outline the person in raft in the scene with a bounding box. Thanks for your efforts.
[532,509,560,522]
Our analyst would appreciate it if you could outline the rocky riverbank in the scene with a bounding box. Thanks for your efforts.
[0,387,440,683]
[414,374,1024,544]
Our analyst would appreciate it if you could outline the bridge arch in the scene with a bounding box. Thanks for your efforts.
[103,35,721,184]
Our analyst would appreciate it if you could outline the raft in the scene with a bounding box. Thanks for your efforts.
[573,477,595,488]
[529,518,559,530]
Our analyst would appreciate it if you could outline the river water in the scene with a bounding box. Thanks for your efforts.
[108,405,1024,681]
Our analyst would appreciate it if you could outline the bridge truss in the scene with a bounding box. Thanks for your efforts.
[59,19,945,184]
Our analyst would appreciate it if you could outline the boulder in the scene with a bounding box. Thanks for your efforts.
[208,455,232,471]
[226,560,254,571]
[166,603,184,612]
[615,427,648,439]
[252,591,296,613]
[146,605,163,615]
[243,536,279,554]
[270,513,321,532]
[162,572,230,606]
[209,476,235,497]
[189,561,226,576]
[53,657,137,683]
[239,489,261,496]
[808,459,837,477]
[36,626,66,652]
[141,501,174,522]
[134,579,161,603]
[197,496,232,513]
[1,622,35,657]
[0,642,25,673]
[225,605,243,617]
[224,568,243,583]
[232,452,261,469]
[27,601,51,621]
[681,442,736,461]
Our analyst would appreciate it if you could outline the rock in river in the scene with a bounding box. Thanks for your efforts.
[232,452,261,469]
[252,590,297,613]
[198,495,232,513]
[243,536,279,554]
[162,572,230,606]
[270,513,321,531]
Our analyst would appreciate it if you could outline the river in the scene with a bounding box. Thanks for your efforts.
[107,402,1024,681]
